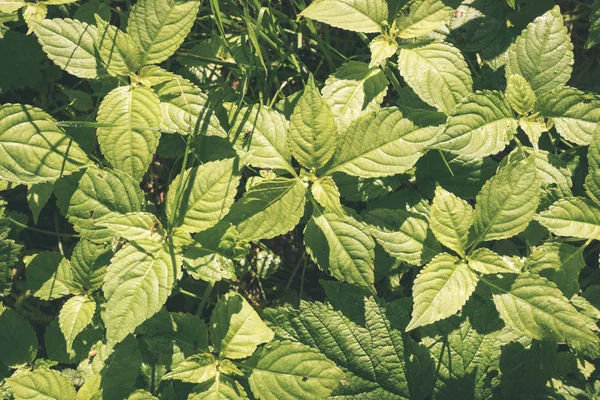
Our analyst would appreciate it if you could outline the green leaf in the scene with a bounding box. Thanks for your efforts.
[226,178,306,241]
[97,85,162,181]
[163,353,217,383]
[311,176,344,216]
[536,86,600,145]
[472,157,540,243]
[59,295,95,353]
[535,197,600,240]
[505,74,536,115]
[96,212,164,241]
[585,0,600,49]
[7,369,76,400]
[397,42,471,115]
[506,6,573,94]
[103,239,181,345]
[27,181,53,224]
[0,0,26,13]
[467,248,521,274]
[322,61,388,133]
[70,239,110,292]
[166,158,240,233]
[396,0,461,39]
[435,90,518,158]
[127,0,200,65]
[247,340,344,400]
[299,0,388,33]
[430,186,474,256]
[586,127,600,204]
[519,118,548,149]
[0,215,22,296]
[95,15,141,76]
[0,307,38,368]
[35,18,104,79]
[209,292,274,359]
[188,375,248,400]
[484,273,598,343]
[406,253,479,331]
[304,209,375,290]
[369,34,398,68]
[26,252,74,300]
[0,104,90,184]
[127,390,159,400]
[289,75,337,170]
[327,108,441,177]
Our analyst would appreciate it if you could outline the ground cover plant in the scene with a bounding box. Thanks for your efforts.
[0,0,600,398]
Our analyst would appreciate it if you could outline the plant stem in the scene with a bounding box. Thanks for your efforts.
[7,216,79,238]
[197,281,215,316]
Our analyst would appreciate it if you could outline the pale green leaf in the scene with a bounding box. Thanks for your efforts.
[0,104,90,184]
[97,85,162,181]
[322,61,388,133]
[163,353,217,383]
[27,181,53,224]
[535,197,600,240]
[289,75,337,170]
[430,186,473,256]
[435,90,518,158]
[311,176,344,216]
[26,252,74,300]
[70,239,110,292]
[127,390,159,400]
[397,42,472,115]
[0,0,25,13]
[585,127,600,204]
[506,74,536,115]
[485,273,598,343]
[585,0,600,49]
[188,375,248,400]
[506,6,573,94]
[304,209,375,290]
[23,4,47,35]
[525,242,584,298]
[209,292,274,359]
[536,86,600,145]
[299,0,388,33]
[369,34,398,68]
[519,118,548,148]
[95,16,140,76]
[127,0,200,65]
[467,248,521,274]
[0,307,38,368]
[96,212,164,241]
[396,0,461,39]
[226,178,306,241]
[7,369,76,400]
[166,158,240,234]
[327,108,441,177]
[59,295,96,353]
[35,18,103,79]
[103,239,181,345]
[472,157,540,243]
[247,340,344,400]
[406,253,479,331]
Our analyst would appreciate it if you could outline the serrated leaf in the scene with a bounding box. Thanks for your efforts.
[96,212,163,241]
[304,209,375,290]
[299,0,388,33]
[70,239,110,291]
[485,273,598,343]
[95,16,140,76]
[97,85,162,181]
[435,90,518,158]
[0,0,25,13]
[26,252,74,300]
[430,186,473,256]
[35,18,104,79]
[519,118,548,148]
[506,6,573,94]
[103,239,181,345]
[23,3,46,35]
[289,75,337,170]
[398,42,472,115]
[586,127,600,204]
[163,353,216,383]
[166,158,240,234]
[27,181,53,224]
[247,340,344,400]
[209,292,274,359]
[535,197,600,240]
[311,176,344,216]
[406,253,478,331]
[0,104,90,184]
[127,0,200,65]
[396,0,461,38]
[322,61,388,133]
[0,307,38,368]
[468,248,521,274]
[506,74,536,115]
[472,157,540,243]
[536,86,600,145]
[327,108,441,177]
[59,295,95,353]
[226,178,306,241]
[7,369,76,400]
[585,0,600,49]
[369,34,398,68]
[188,375,248,400]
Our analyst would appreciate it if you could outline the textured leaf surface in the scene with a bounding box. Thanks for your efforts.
[26,251,73,300]
[525,242,584,298]
[7,369,76,400]
[369,35,398,68]
[506,74,536,115]
[209,292,274,359]
[0,307,38,368]
[247,341,344,400]
[299,0,388,33]
[586,127,600,204]
[585,0,600,49]
[535,197,600,240]
[95,16,140,76]
[188,376,247,400]
[468,248,521,274]
[96,85,162,181]
[396,0,461,38]
[506,6,573,94]
[311,176,344,216]
[59,295,95,353]
[430,186,473,256]
[163,353,217,383]
[398,41,472,115]
[70,239,110,291]
[97,212,163,241]
[0,104,89,184]
[128,0,200,65]
[407,253,479,331]
[27,181,53,224]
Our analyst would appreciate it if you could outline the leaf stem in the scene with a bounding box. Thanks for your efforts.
[197,281,215,316]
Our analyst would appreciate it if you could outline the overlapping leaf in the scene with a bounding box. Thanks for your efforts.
[299,0,388,33]
[535,197,600,240]
[396,0,461,39]
[7,369,76,400]
[430,186,473,256]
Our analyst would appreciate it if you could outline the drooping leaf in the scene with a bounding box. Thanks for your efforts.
[396,0,461,39]
[26,251,74,300]
[0,307,38,368]
[95,15,141,76]
[535,197,600,240]
[430,186,473,256]
[163,353,217,383]
[299,0,388,33]
[59,295,96,353]
[586,127,600,204]
[127,0,200,65]
[0,104,90,184]
[209,292,274,359]
[505,74,536,115]
[506,6,574,94]
[7,369,76,400]
[96,85,162,181]
[398,41,472,115]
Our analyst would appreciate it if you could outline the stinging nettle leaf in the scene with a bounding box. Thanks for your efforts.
[430,186,474,256]
[188,375,248,400]
[468,248,521,275]
[535,197,600,240]
[396,0,462,39]
[96,212,164,241]
[505,74,536,115]
[163,353,217,384]
[7,369,76,400]
[299,0,388,33]
[95,15,141,76]
[59,295,96,353]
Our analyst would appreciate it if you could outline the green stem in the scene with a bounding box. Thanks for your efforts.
[7,216,79,238]
[197,281,215,316]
